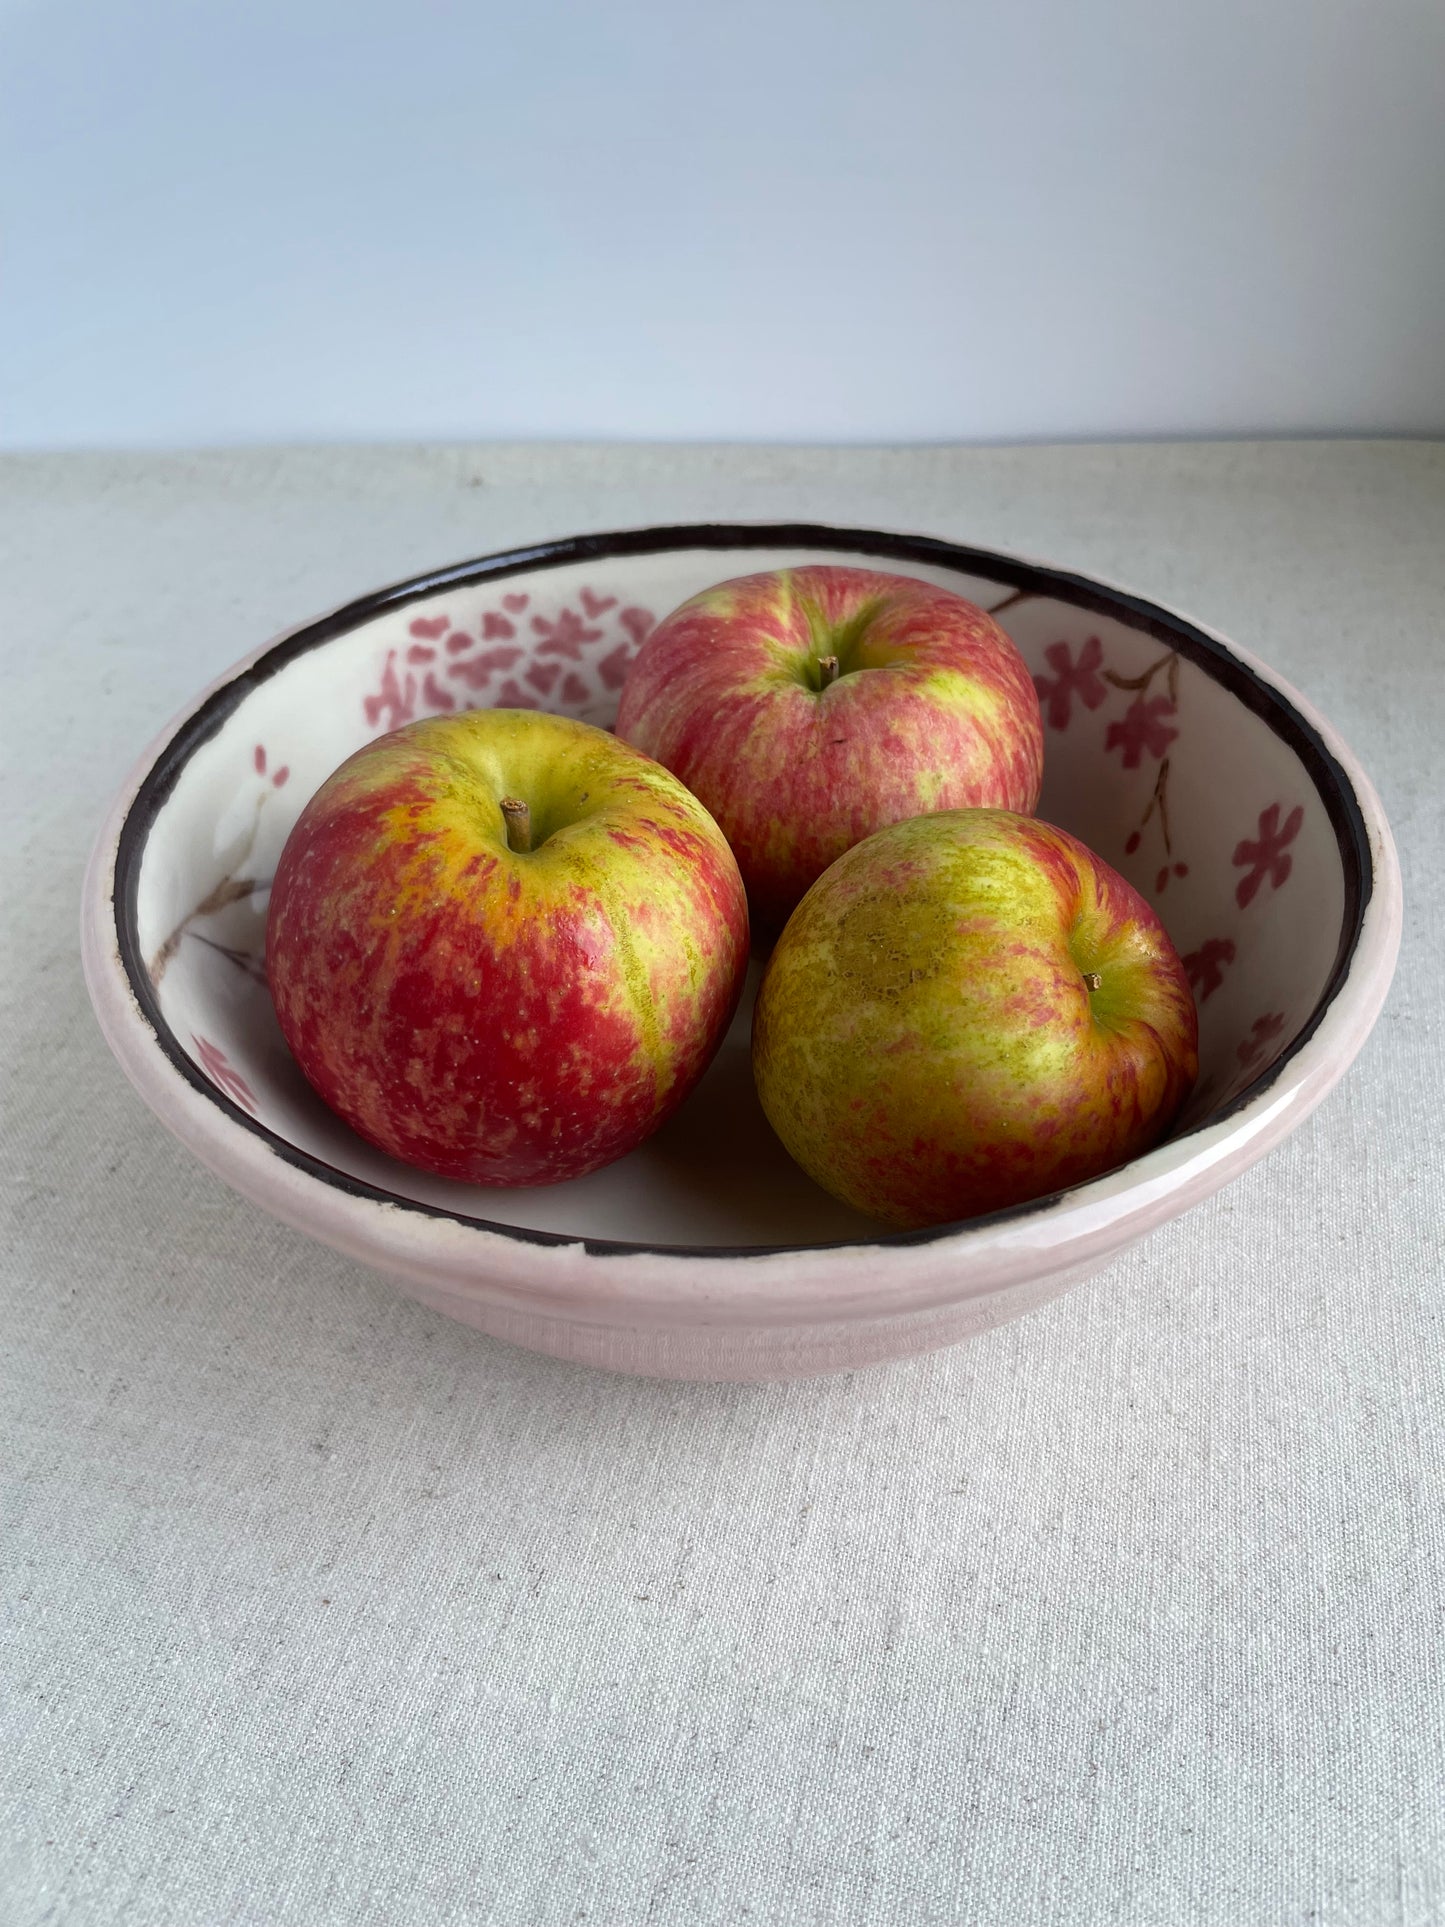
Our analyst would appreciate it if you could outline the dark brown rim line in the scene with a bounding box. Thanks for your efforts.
[111,522,1374,1260]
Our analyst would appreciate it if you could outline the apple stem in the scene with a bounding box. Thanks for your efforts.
[1083,971,1103,992]
[817,654,840,689]
[500,797,532,853]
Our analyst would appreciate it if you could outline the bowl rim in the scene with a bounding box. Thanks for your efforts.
[86,520,1401,1300]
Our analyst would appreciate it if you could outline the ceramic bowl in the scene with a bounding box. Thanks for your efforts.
[82,524,1401,1380]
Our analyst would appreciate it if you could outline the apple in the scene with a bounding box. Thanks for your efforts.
[615,565,1044,930]
[752,809,1197,1228]
[266,709,749,1186]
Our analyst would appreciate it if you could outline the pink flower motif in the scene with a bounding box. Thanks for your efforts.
[1105,695,1179,769]
[493,679,540,709]
[481,611,515,640]
[560,671,589,705]
[1033,636,1107,731]
[620,606,655,647]
[1184,936,1237,1002]
[421,671,455,711]
[596,642,633,691]
[253,744,288,787]
[580,588,617,618]
[192,1035,256,1113]
[409,615,450,641]
[363,650,417,730]
[533,608,603,660]
[1237,1010,1287,1071]
[447,645,523,688]
[1232,803,1304,909]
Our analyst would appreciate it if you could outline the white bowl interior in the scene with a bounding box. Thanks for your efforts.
[128,541,1354,1249]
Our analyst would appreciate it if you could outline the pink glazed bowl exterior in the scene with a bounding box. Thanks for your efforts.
[82,525,1402,1380]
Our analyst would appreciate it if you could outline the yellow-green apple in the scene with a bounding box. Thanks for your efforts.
[752,809,1197,1228]
[266,709,749,1185]
[615,566,1044,930]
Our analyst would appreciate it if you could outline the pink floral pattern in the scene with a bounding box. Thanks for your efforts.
[1183,937,1236,1002]
[1233,804,1304,909]
[493,677,539,709]
[1237,1011,1287,1071]
[363,650,418,731]
[1024,624,1313,1104]
[192,1035,256,1112]
[452,643,527,689]
[161,581,1330,1149]
[1036,639,1186,885]
[533,608,602,659]
[1105,695,1179,769]
[252,744,289,788]
[448,646,524,689]
[597,643,632,691]
[1033,637,1107,731]
[361,591,654,723]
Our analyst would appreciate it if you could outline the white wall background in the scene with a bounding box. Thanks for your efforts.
[3,0,1442,449]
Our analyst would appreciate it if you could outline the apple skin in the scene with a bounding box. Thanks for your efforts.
[752,809,1198,1229]
[266,710,749,1186]
[615,565,1044,930]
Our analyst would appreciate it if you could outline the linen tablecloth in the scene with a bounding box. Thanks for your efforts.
[3,441,1441,1925]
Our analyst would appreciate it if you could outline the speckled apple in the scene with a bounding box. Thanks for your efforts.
[615,565,1044,930]
[266,710,749,1185]
[752,809,1198,1229]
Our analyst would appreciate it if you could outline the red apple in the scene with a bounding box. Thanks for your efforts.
[752,809,1198,1228]
[267,710,749,1185]
[615,565,1044,929]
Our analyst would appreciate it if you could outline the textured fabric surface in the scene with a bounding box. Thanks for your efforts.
[2,442,1441,1927]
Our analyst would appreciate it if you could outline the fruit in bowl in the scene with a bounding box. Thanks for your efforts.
[84,521,1398,1379]
[752,809,1199,1229]
[266,709,749,1185]
[615,565,1043,930]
